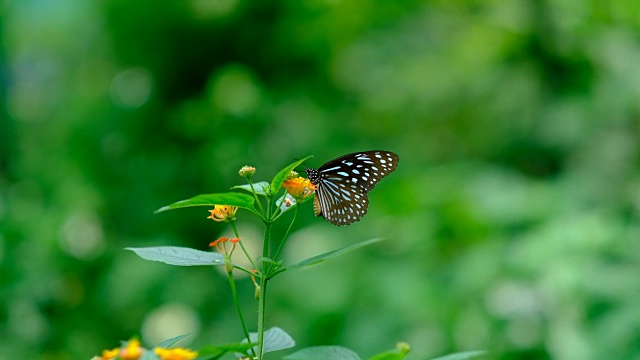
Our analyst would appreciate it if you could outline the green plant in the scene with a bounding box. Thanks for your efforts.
[92,157,485,360]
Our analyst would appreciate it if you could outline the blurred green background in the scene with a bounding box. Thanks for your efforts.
[2,0,640,359]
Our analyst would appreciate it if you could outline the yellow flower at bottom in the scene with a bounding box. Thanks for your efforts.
[282,177,316,202]
[119,339,143,360]
[207,205,238,222]
[99,348,119,360]
[154,347,198,360]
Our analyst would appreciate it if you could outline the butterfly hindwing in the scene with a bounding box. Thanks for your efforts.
[307,150,399,226]
[313,178,369,225]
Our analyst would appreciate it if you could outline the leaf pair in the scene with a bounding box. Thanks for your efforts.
[126,238,385,272]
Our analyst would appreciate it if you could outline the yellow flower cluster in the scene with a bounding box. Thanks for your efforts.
[282,176,316,202]
[95,339,197,360]
[207,205,238,222]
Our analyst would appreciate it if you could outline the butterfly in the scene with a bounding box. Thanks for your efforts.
[305,150,399,226]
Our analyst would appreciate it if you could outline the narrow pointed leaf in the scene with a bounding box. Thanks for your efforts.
[430,351,487,360]
[154,192,255,213]
[126,246,224,266]
[271,155,313,195]
[287,238,385,270]
[154,334,190,348]
[198,343,254,357]
[284,346,361,360]
[241,327,295,354]
[232,181,270,196]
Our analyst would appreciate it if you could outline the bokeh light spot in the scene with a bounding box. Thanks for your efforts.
[59,211,105,260]
[142,303,201,346]
[209,65,262,118]
[110,67,153,108]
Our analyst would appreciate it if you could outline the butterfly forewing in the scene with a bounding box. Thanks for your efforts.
[307,150,399,226]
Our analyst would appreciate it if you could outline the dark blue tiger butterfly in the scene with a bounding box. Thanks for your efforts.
[305,150,399,226]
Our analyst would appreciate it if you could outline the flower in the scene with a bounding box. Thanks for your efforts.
[154,347,198,360]
[238,165,256,178]
[207,205,238,222]
[98,348,119,360]
[282,177,316,202]
[209,236,240,256]
[209,237,228,247]
[119,339,143,360]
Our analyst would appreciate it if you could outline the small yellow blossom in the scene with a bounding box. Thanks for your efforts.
[239,165,256,178]
[207,205,238,222]
[282,177,316,202]
[99,348,119,360]
[154,347,198,360]
[119,339,143,360]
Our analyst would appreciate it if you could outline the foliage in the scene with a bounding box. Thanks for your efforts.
[2,0,640,359]
[120,158,420,359]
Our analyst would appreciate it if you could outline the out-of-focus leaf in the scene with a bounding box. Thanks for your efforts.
[126,246,224,266]
[154,334,190,348]
[284,346,361,360]
[140,351,160,360]
[241,327,295,354]
[430,350,487,360]
[286,238,385,270]
[198,342,254,357]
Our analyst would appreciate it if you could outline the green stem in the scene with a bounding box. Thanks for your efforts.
[226,264,255,358]
[247,178,266,216]
[230,221,258,271]
[257,276,268,360]
[257,203,273,360]
[272,204,298,264]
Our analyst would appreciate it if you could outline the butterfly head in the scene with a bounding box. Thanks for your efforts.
[304,167,321,185]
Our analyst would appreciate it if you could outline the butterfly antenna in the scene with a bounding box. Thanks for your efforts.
[292,158,310,173]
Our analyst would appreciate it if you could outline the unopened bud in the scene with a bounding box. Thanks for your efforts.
[254,285,261,300]
[239,165,256,178]
[396,342,411,354]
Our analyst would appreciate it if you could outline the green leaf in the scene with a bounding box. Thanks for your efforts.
[126,246,225,266]
[154,334,190,348]
[270,155,313,195]
[284,346,361,360]
[140,351,160,360]
[154,192,255,213]
[368,343,411,360]
[368,353,406,360]
[242,327,296,354]
[198,342,254,357]
[232,181,270,196]
[286,237,385,270]
[276,193,296,214]
[430,351,487,360]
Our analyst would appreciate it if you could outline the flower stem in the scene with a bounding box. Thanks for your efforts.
[230,221,258,271]
[226,266,255,358]
[272,204,298,263]
[257,276,268,359]
[247,178,267,216]
[257,219,272,360]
